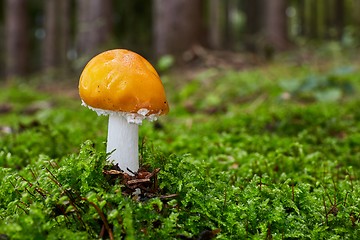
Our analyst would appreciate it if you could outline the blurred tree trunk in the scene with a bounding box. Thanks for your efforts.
[334,0,344,39]
[264,0,289,50]
[298,0,306,36]
[153,0,203,59]
[76,0,113,56]
[224,0,237,50]
[317,0,325,39]
[354,0,360,32]
[5,0,28,78]
[43,0,70,73]
[243,0,264,52]
[243,0,263,36]
[208,0,221,49]
[324,0,334,39]
[309,0,318,38]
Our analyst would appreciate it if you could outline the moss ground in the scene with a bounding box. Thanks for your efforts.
[1,49,360,239]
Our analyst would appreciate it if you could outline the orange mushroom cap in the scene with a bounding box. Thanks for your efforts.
[79,49,169,117]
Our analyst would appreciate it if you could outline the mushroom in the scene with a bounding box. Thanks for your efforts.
[79,49,169,174]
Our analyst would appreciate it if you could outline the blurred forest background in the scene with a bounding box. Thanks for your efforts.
[1,0,360,80]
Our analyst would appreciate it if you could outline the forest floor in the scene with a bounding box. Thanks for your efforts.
[0,46,360,239]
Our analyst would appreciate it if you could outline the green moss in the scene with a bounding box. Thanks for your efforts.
[0,58,360,238]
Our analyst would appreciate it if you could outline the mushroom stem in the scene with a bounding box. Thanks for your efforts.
[106,114,139,174]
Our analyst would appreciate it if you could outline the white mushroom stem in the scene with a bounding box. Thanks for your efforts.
[106,114,139,175]
[81,102,161,175]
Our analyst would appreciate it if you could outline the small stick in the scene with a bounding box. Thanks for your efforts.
[16,204,29,214]
[29,168,38,180]
[103,169,123,175]
[159,194,178,200]
[82,197,114,240]
[9,180,22,196]
[45,167,63,187]
[127,179,150,185]
[99,224,105,239]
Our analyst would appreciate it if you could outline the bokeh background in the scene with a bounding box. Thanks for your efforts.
[1,0,360,80]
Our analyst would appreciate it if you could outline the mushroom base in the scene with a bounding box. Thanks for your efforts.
[106,114,138,174]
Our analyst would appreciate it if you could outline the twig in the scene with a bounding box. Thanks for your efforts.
[223,189,227,210]
[127,179,150,185]
[9,180,22,196]
[103,169,123,175]
[99,224,105,239]
[19,175,33,187]
[16,204,29,214]
[19,201,30,208]
[82,197,114,240]
[45,167,63,187]
[29,168,38,180]
[159,194,178,200]
[24,187,37,199]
